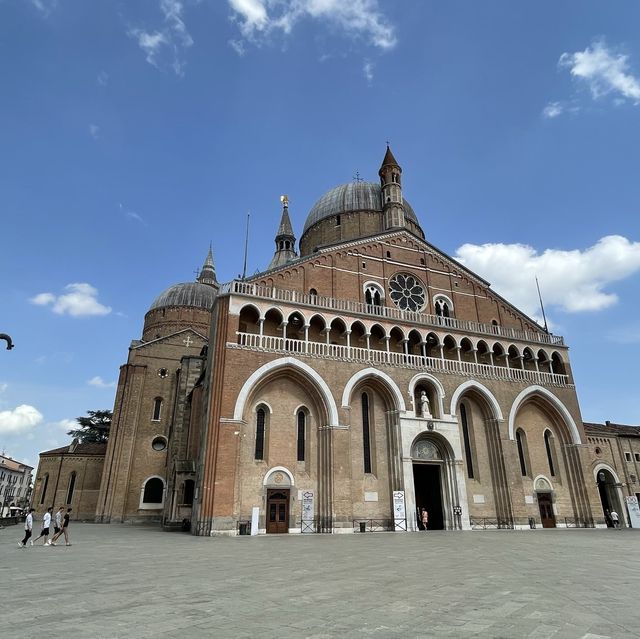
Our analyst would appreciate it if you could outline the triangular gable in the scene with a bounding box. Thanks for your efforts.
[131,327,208,351]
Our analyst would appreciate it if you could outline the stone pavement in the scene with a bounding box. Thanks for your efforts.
[1,524,639,638]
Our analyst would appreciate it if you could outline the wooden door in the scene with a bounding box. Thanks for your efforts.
[266,489,289,533]
[538,493,556,528]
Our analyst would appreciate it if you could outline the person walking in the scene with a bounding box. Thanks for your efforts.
[610,510,620,529]
[18,508,35,547]
[47,508,72,546]
[53,506,64,537]
[421,508,429,531]
[32,507,53,545]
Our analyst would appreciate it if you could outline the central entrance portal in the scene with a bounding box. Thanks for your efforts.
[413,463,444,530]
[537,492,556,528]
[266,489,289,534]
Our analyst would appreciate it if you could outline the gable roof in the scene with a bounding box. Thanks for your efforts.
[131,328,208,351]
[40,442,108,457]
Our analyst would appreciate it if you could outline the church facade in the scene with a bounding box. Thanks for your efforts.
[96,147,613,534]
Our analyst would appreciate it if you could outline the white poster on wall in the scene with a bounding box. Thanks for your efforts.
[625,496,640,528]
[393,491,406,531]
[301,490,315,533]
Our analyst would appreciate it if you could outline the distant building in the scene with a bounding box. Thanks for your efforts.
[0,454,33,516]
[32,441,106,520]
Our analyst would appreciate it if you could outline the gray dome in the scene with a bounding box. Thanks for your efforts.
[303,181,419,233]
[149,282,217,312]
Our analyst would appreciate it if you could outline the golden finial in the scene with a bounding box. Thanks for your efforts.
[280,194,289,206]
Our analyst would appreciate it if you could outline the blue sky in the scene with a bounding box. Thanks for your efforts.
[2,0,640,468]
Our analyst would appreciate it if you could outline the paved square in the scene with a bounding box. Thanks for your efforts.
[1,524,639,638]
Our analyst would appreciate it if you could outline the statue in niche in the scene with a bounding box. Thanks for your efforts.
[420,390,431,418]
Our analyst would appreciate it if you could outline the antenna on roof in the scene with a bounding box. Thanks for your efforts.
[241,212,250,279]
[535,276,549,333]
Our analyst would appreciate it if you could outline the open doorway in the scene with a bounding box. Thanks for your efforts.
[413,463,444,530]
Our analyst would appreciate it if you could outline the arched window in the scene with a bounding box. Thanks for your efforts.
[544,430,556,476]
[152,397,163,421]
[433,295,452,319]
[255,407,266,460]
[66,472,76,505]
[364,283,383,311]
[309,288,318,297]
[460,403,474,479]
[39,473,49,505]
[362,392,372,474]
[516,430,528,477]
[297,410,306,462]
[183,479,195,506]
[142,477,164,504]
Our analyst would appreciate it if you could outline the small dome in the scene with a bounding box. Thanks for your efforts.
[303,181,419,233]
[149,282,217,312]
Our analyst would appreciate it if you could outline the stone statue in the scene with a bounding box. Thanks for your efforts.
[420,390,431,417]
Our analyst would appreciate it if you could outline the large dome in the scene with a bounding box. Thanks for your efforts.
[149,282,217,312]
[303,181,419,233]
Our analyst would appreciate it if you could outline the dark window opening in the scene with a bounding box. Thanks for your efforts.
[460,404,474,479]
[66,472,76,505]
[386,251,391,258]
[336,215,341,226]
[143,478,164,503]
[362,393,372,473]
[255,408,266,460]
[152,398,163,421]
[297,411,306,462]
[516,431,527,476]
[183,479,194,506]
[544,431,556,476]
[309,288,318,297]
[39,474,49,505]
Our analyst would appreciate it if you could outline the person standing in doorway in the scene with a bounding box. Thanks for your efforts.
[47,508,72,546]
[32,507,53,545]
[421,508,429,531]
[610,510,620,529]
[18,508,35,547]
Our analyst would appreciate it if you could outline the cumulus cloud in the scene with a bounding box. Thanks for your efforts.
[454,235,640,320]
[30,283,112,317]
[51,418,77,433]
[559,39,640,105]
[0,405,43,435]
[129,0,194,76]
[88,376,116,389]
[228,0,396,52]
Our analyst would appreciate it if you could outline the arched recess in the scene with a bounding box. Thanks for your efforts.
[233,357,338,427]
[263,466,295,487]
[341,368,406,412]
[449,380,503,420]
[593,463,625,527]
[408,372,446,418]
[507,386,581,444]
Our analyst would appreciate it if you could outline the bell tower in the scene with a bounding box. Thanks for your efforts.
[379,145,406,230]
[268,195,298,270]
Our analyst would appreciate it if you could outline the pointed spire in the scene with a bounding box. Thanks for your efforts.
[380,144,400,170]
[197,244,218,287]
[268,195,298,270]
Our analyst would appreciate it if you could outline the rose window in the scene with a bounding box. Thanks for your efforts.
[388,273,426,312]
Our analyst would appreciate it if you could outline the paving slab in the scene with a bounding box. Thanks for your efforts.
[1,525,639,638]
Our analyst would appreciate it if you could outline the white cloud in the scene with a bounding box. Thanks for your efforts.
[0,383,7,393]
[0,405,43,435]
[89,124,100,139]
[542,101,564,119]
[128,0,194,76]
[30,283,112,317]
[30,0,57,16]
[228,0,396,53]
[363,59,374,83]
[88,376,116,389]
[51,418,77,433]
[119,202,146,225]
[97,71,109,87]
[454,235,640,321]
[559,39,640,104]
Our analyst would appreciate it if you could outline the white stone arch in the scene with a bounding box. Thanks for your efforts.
[449,380,504,420]
[593,462,622,485]
[363,280,385,300]
[237,302,262,320]
[508,385,581,444]
[139,475,166,510]
[433,293,454,310]
[252,400,273,415]
[263,466,295,487]
[408,372,446,417]
[532,474,554,492]
[233,357,339,427]
[341,368,406,411]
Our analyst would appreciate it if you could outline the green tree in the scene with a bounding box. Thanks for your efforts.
[67,409,112,444]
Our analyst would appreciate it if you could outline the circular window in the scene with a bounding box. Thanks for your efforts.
[388,273,426,312]
[152,436,167,451]
[595,447,602,456]
[157,368,169,378]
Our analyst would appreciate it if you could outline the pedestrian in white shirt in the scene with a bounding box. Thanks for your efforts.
[18,509,35,547]
[610,510,620,528]
[32,507,53,545]
[53,506,64,536]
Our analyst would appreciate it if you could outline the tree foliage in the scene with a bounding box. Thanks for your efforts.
[67,409,112,444]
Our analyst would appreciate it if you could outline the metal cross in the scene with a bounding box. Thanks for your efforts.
[183,335,193,348]
[353,171,363,183]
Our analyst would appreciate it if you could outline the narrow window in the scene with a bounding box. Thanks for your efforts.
[386,251,391,258]
[516,430,527,476]
[152,398,163,421]
[544,430,556,476]
[297,411,306,462]
[183,479,194,506]
[435,300,442,317]
[39,474,49,505]
[460,403,474,479]
[336,215,341,226]
[625,452,632,462]
[255,408,265,460]
[362,393,372,473]
[66,472,76,505]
